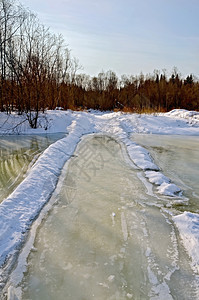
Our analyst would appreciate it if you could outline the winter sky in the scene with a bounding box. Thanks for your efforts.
[20,0,199,77]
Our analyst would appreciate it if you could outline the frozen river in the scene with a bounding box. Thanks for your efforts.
[18,135,199,300]
[0,134,65,203]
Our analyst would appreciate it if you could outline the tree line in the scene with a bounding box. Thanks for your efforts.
[1,0,199,128]
[71,70,199,112]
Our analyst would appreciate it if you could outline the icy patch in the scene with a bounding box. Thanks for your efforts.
[147,266,173,300]
[150,281,173,300]
[107,275,115,282]
[121,212,128,242]
[7,286,20,300]
[111,212,116,226]
[173,211,199,273]
[137,172,156,198]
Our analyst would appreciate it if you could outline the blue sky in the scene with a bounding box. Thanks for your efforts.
[20,0,199,77]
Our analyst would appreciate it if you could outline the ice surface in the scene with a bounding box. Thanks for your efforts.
[17,136,198,300]
[0,109,199,295]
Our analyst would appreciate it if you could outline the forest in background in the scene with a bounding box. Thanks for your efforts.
[1,0,199,128]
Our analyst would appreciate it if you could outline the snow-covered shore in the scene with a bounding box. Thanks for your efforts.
[1,109,199,136]
[0,108,199,291]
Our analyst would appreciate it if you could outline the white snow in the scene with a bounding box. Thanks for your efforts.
[165,109,199,122]
[0,108,199,287]
[124,141,160,171]
[145,170,182,197]
[173,212,199,273]
[157,182,181,197]
[145,171,170,186]
[0,110,73,135]
[144,171,182,197]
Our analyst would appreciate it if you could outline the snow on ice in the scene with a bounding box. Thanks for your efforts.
[173,211,199,273]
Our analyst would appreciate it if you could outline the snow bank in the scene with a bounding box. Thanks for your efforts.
[165,109,199,128]
[173,212,199,273]
[166,109,199,119]
[157,182,181,197]
[145,170,170,185]
[145,171,181,197]
[120,109,199,135]
[125,141,160,171]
